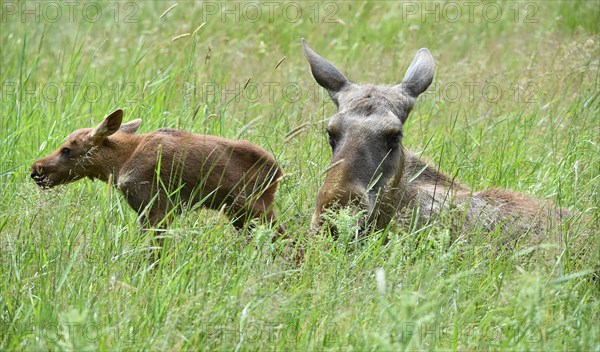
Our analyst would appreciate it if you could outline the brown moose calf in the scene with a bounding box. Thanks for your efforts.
[30,109,282,232]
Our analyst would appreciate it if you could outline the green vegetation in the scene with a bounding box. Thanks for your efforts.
[1,1,598,350]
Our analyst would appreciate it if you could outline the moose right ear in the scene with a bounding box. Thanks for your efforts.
[119,119,142,134]
[302,38,351,105]
[398,48,435,99]
[90,109,124,142]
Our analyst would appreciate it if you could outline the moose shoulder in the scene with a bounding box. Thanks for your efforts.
[31,109,282,232]
[302,39,577,242]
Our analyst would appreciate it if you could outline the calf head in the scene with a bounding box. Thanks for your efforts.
[302,39,434,235]
[31,109,141,188]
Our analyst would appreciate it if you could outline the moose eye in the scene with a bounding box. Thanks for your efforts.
[60,148,71,157]
[326,129,337,150]
[387,131,402,149]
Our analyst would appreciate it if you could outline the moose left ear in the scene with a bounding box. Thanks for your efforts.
[90,109,124,142]
[302,38,353,105]
[398,48,435,98]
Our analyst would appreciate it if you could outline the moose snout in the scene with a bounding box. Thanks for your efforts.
[311,184,372,237]
[30,165,41,179]
[30,164,49,187]
[30,167,44,179]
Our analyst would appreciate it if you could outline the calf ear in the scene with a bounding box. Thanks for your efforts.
[119,119,142,134]
[90,109,123,142]
[398,48,434,98]
[302,38,351,105]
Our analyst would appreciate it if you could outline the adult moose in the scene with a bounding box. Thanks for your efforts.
[31,109,283,235]
[302,39,573,241]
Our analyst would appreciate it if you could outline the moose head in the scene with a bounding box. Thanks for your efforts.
[303,39,434,235]
[30,109,142,188]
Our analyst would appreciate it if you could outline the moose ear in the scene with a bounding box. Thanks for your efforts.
[119,118,142,134]
[90,109,123,142]
[302,38,351,105]
[398,48,435,98]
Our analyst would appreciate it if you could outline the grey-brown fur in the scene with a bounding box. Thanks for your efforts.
[31,109,283,233]
[303,39,576,242]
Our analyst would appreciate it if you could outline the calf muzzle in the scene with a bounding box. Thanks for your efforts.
[30,165,50,188]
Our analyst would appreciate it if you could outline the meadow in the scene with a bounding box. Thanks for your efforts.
[1,1,599,350]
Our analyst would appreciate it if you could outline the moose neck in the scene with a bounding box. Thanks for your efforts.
[91,133,144,183]
[389,150,469,226]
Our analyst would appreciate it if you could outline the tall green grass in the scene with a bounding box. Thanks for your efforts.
[1,1,598,350]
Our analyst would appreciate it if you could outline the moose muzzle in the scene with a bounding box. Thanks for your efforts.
[311,182,373,237]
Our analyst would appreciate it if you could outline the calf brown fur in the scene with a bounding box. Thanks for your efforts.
[31,109,282,233]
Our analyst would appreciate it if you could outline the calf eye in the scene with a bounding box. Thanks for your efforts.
[60,148,71,157]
